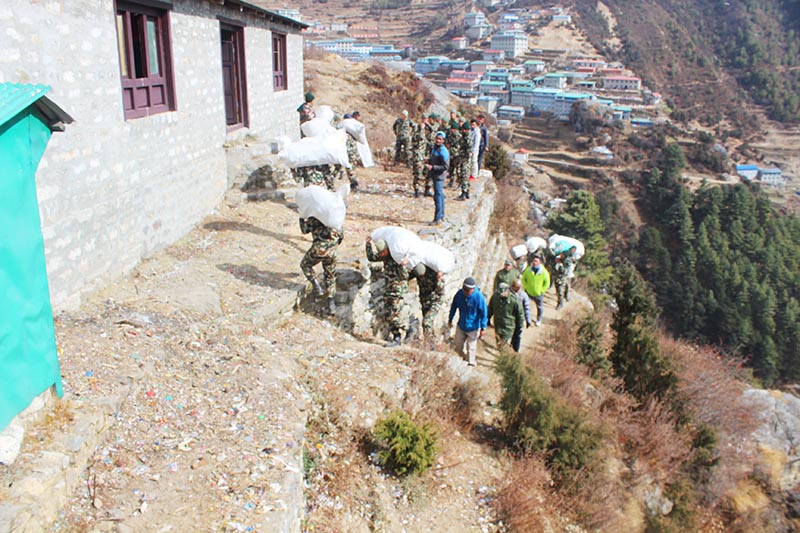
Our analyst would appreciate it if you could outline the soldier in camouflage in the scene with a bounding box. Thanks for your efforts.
[409,263,445,346]
[366,237,410,346]
[410,121,430,198]
[300,216,343,315]
[392,110,412,166]
[447,123,462,188]
[344,132,360,190]
[297,165,335,190]
[554,246,577,310]
[459,121,473,199]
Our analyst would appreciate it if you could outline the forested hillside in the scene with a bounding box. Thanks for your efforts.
[570,0,800,126]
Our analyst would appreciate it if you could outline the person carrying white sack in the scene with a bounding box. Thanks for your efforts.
[296,186,347,315]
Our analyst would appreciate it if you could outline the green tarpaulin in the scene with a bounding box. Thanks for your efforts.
[0,83,69,430]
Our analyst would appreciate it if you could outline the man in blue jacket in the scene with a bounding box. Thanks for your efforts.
[426,131,449,225]
[448,276,488,366]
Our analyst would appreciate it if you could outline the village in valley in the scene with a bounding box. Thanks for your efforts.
[295,2,793,191]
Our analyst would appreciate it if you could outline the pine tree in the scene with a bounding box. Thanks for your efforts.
[576,314,610,377]
[610,264,677,401]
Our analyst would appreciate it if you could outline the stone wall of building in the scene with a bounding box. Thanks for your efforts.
[0,0,304,309]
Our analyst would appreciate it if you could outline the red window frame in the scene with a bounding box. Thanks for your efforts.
[115,1,176,119]
[272,33,287,91]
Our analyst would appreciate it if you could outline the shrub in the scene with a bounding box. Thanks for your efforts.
[495,352,603,482]
[373,410,438,476]
[576,313,610,377]
[484,144,511,180]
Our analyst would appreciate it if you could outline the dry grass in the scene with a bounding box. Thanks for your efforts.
[490,175,530,238]
[20,398,75,454]
[494,456,560,531]
[402,352,483,434]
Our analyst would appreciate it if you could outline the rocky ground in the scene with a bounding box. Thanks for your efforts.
[1,151,587,532]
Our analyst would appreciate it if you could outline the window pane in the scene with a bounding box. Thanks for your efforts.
[132,14,146,78]
[116,14,129,77]
[146,18,160,76]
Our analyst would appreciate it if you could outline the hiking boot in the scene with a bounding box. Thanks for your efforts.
[423,189,433,197]
[465,191,470,199]
[350,179,359,190]
[564,295,570,302]
[556,302,563,310]
[469,175,476,181]
[385,334,402,347]
[414,191,421,198]
[535,319,542,327]
[311,279,325,297]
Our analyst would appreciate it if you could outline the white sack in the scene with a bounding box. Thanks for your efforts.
[295,185,346,231]
[419,240,456,274]
[302,116,337,138]
[339,118,367,144]
[371,226,424,267]
[279,130,349,168]
[356,140,375,168]
[511,244,528,260]
[525,237,547,254]
[316,105,335,123]
[548,234,585,260]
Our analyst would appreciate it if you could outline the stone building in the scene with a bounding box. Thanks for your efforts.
[1,0,307,309]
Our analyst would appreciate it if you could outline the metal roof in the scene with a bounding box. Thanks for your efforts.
[0,82,73,130]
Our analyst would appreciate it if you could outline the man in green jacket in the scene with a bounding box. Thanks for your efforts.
[487,283,525,353]
[521,256,550,327]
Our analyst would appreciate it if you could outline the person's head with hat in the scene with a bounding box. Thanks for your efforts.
[352,110,361,120]
[434,131,446,146]
[304,92,315,103]
[462,276,476,295]
[497,282,510,297]
[343,113,353,119]
[400,110,409,119]
[503,258,515,272]
[461,121,470,131]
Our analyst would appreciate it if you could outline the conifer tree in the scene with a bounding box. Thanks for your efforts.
[610,264,677,401]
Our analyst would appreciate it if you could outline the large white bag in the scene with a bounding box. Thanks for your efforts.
[548,234,585,260]
[371,226,424,267]
[356,139,375,168]
[279,130,349,168]
[339,118,367,144]
[295,185,347,231]
[525,237,547,254]
[316,105,335,123]
[302,117,337,138]
[419,240,456,273]
[511,244,528,260]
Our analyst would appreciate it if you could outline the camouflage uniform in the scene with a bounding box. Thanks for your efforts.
[447,127,462,187]
[298,165,329,189]
[300,217,343,299]
[344,134,360,188]
[410,123,430,196]
[392,117,412,166]
[410,266,445,339]
[554,254,575,308]
[459,123,473,196]
[366,241,409,339]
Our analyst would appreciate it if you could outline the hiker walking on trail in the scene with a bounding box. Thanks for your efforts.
[488,282,525,353]
[300,216,342,315]
[554,246,577,310]
[510,279,532,352]
[297,92,315,135]
[392,110,412,166]
[522,256,550,327]
[426,132,449,225]
[448,277,488,366]
[409,263,445,347]
[493,258,520,293]
[366,237,410,347]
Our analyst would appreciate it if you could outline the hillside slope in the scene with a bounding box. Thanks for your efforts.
[569,0,800,126]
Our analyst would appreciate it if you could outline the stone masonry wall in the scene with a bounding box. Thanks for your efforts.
[0,1,304,310]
